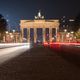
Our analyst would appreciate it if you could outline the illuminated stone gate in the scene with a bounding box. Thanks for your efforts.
[20,11,60,43]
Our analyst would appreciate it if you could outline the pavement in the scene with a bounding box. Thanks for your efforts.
[0,46,80,80]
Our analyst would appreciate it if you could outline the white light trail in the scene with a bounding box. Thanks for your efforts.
[0,44,30,64]
[0,43,30,48]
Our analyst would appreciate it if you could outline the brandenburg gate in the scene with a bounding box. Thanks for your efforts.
[20,11,60,43]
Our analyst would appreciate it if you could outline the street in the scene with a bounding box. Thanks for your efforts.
[0,44,80,80]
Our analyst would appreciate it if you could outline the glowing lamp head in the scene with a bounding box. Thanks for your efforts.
[5,31,9,34]
[64,29,67,32]
[13,30,15,33]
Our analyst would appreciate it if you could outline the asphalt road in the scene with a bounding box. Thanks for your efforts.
[0,46,80,80]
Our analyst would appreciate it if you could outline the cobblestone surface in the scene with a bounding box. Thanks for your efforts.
[0,46,80,80]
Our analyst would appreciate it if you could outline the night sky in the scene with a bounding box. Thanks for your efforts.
[0,0,80,30]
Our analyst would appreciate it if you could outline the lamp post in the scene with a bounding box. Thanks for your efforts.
[66,32,70,42]
[63,29,67,42]
[70,31,74,42]
[12,30,16,43]
[5,31,9,42]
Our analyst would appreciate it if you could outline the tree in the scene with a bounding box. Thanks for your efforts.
[0,14,7,42]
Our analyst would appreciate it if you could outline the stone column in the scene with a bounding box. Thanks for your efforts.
[27,28,30,43]
[34,28,37,43]
[21,28,24,42]
[56,28,58,42]
[43,28,46,42]
[49,28,52,42]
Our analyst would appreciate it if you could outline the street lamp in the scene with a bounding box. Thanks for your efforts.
[12,30,15,33]
[5,31,9,34]
[66,32,70,38]
[63,29,67,42]
[64,29,67,32]
[70,31,74,42]
[5,31,9,42]
[12,30,16,43]
[9,33,12,35]
[70,31,74,34]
